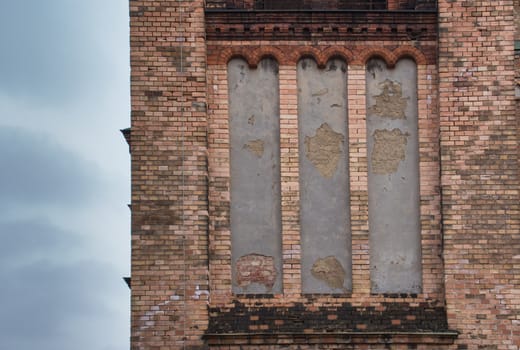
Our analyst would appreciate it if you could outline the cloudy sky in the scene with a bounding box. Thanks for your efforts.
[0,1,131,349]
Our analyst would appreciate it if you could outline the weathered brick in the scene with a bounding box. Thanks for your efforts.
[129,0,519,349]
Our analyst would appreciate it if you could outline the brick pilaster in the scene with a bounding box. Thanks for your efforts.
[129,1,209,349]
[438,0,520,348]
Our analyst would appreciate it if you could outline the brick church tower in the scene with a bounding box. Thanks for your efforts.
[126,0,519,349]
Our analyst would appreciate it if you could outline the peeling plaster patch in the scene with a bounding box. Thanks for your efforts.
[304,123,344,178]
[248,114,255,125]
[371,128,408,174]
[368,79,408,119]
[235,253,277,290]
[311,256,346,289]
[244,139,264,157]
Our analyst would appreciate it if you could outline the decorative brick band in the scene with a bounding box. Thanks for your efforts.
[211,45,430,67]
[205,10,437,42]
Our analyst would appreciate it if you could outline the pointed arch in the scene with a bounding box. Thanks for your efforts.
[218,47,256,68]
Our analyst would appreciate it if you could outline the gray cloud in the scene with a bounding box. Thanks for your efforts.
[0,0,128,105]
[0,126,100,208]
[0,261,110,338]
[0,218,79,266]
[0,1,131,349]
[0,217,127,350]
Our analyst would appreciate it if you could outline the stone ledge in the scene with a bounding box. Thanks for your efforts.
[204,331,459,345]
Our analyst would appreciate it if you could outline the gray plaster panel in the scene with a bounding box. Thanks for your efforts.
[228,58,282,294]
[298,58,352,293]
[366,58,422,293]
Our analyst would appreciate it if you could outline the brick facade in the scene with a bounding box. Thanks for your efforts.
[439,0,520,348]
[128,1,519,349]
[129,1,209,349]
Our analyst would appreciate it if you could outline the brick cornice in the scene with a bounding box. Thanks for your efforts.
[205,10,437,42]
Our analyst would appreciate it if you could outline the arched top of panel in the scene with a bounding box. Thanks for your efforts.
[297,54,320,66]
[359,48,397,68]
[222,51,254,67]
[250,47,284,68]
[224,48,283,69]
[322,47,353,66]
[221,48,255,68]
[360,47,427,67]
[297,54,350,69]
[392,46,428,65]
[293,47,325,68]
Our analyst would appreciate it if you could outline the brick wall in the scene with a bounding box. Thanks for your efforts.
[438,0,520,349]
[129,1,209,349]
[129,0,520,349]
